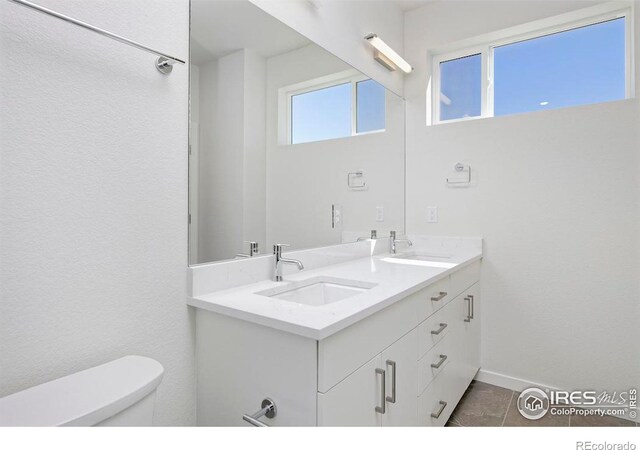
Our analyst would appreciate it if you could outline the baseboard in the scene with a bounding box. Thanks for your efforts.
[474,369,561,393]
[474,369,639,424]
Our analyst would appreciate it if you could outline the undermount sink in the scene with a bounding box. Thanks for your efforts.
[256,276,377,307]
[382,252,459,269]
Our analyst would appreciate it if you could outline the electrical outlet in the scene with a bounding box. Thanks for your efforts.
[376,206,384,222]
[427,206,438,223]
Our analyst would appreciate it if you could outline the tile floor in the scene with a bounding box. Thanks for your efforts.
[446,381,638,427]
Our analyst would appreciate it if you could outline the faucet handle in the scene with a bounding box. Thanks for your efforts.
[390,230,396,239]
[244,241,259,256]
[273,243,290,255]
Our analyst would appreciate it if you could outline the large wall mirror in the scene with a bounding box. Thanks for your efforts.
[189,0,406,265]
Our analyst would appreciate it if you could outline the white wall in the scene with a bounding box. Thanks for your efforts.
[0,0,195,425]
[249,0,405,96]
[404,1,640,393]
[266,44,405,251]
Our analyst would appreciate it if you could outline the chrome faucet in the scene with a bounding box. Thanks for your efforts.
[273,244,304,282]
[236,241,259,258]
[389,231,413,254]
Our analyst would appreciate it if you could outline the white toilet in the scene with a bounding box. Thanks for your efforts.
[0,355,164,426]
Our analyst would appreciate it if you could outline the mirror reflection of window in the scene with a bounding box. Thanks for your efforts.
[289,77,386,145]
[291,83,352,145]
[356,79,386,134]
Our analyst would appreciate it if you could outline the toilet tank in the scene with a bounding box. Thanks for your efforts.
[0,355,164,426]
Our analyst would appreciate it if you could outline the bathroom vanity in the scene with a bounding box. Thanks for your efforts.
[188,238,482,426]
[186,1,482,427]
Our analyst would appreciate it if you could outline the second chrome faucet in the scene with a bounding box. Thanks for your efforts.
[273,244,304,282]
[390,230,412,254]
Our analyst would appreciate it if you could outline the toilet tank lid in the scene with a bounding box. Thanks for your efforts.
[0,355,164,426]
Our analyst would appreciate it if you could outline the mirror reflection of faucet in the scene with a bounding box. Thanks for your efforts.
[357,230,378,241]
[273,244,304,282]
[236,241,259,258]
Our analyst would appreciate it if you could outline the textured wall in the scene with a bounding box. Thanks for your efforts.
[404,1,640,393]
[0,0,194,425]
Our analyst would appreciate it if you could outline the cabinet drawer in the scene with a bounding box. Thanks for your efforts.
[318,291,421,393]
[449,261,480,299]
[417,276,452,321]
[417,299,455,359]
[417,330,457,395]
[417,367,457,427]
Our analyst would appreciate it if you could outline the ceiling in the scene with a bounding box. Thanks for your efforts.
[190,0,311,65]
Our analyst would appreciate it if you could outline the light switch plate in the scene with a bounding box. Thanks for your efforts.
[427,206,438,223]
[376,206,384,222]
[332,204,342,228]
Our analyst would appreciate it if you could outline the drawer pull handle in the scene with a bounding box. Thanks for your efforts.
[431,323,448,335]
[430,354,448,369]
[431,400,448,419]
[469,294,475,319]
[464,296,472,322]
[385,360,396,404]
[431,291,447,302]
[375,368,386,414]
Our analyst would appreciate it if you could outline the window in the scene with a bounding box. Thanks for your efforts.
[432,5,632,124]
[285,71,386,145]
[494,18,626,116]
[439,54,482,121]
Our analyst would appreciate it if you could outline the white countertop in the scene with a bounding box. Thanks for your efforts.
[188,248,482,340]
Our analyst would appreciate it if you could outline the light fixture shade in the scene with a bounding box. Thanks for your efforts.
[365,34,412,74]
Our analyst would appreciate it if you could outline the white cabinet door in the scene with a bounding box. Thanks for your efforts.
[451,284,481,388]
[381,329,418,426]
[317,329,418,427]
[317,355,383,426]
[465,283,481,372]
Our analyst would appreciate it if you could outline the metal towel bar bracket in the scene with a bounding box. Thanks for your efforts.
[242,398,277,427]
[7,0,186,74]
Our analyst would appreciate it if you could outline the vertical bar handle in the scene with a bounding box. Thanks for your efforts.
[385,360,396,404]
[375,368,386,414]
[469,294,475,319]
[464,296,471,322]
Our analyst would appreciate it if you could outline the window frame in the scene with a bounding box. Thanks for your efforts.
[280,69,386,145]
[430,2,634,125]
